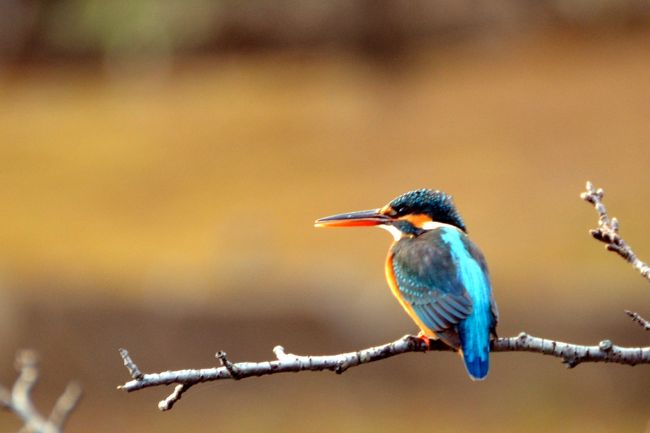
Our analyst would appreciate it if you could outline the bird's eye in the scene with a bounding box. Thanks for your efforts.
[381,206,398,217]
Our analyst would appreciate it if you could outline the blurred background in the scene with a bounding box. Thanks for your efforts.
[1,1,649,432]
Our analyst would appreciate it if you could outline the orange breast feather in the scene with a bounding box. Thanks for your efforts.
[385,252,437,338]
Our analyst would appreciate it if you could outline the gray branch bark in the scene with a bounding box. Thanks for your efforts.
[581,181,649,332]
[626,310,650,330]
[118,182,650,411]
[0,351,82,433]
[118,333,650,411]
[581,181,650,282]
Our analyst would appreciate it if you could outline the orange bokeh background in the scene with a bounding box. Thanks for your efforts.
[1,3,649,432]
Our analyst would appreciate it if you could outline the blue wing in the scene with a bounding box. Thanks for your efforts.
[391,226,497,380]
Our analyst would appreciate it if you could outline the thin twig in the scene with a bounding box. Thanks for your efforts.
[626,310,650,331]
[582,181,649,332]
[118,348,143,380]
[581,181,650,282]
[47,383,82,430]
[118,334,650,410]
[1,351,82,433]
[216,351,241,379]
[158,384,189,411]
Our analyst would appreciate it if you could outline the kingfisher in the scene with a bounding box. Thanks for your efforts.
[315,189,498,380]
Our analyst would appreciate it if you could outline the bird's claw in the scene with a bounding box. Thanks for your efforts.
[417,331,431,350]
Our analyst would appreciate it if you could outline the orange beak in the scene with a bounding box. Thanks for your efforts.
[314,209,391,228]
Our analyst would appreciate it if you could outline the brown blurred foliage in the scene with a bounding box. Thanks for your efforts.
[1,2,650,433]
[1,0,650,64]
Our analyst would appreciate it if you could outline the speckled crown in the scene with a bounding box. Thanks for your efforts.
[389,189,466,232]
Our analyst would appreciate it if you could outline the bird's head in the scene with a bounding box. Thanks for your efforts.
[315,189,466,240]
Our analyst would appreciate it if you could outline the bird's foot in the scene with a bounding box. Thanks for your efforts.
[417,331,431,350]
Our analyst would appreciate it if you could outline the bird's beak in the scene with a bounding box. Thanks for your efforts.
[314,208,391,228]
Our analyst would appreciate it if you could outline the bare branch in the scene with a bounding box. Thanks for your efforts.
[47,383,82,430]
[118,348,143,380]
[216,351,242,379]
[581,181,650,282]
[626,310,650,331]
[582,181,649,332]
[118,334,650,410]
[158,384,189,411]
[1,351,82,433]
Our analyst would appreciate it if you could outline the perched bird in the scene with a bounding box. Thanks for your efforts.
[315,189,498,380]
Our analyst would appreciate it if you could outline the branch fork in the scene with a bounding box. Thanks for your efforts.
[581,181,650,281]
[0,351,82,433]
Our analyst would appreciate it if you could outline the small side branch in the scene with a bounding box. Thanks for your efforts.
[158,384,189,411]
[118,348,143,380]
[626,310,650,331]
[1,351,82,433]
[581,181,650,282]
[118,334,649,410]
[582,181,649,332]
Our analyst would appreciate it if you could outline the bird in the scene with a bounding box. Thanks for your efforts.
[314,189,498,380]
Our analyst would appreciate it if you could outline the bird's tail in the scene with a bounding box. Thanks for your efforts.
[458,318,490,380]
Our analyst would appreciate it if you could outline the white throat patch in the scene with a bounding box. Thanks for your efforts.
[378,224,404,241]
[379,221,458,241]
[421,221,457,231]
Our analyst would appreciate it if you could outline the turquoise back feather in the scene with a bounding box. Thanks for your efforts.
[440,228,493,380]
